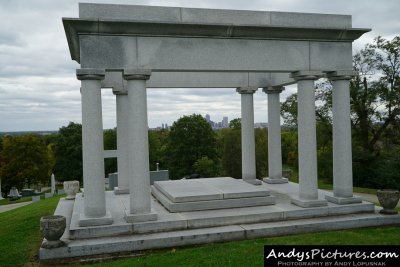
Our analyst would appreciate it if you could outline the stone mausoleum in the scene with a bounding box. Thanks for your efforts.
[40,3,400,260]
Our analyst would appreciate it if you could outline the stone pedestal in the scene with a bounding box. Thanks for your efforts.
[77,68,113,226]
[262,86,288,184]
[290,71,327,207]
[237,87,261,185]
[123,69,157,222]
[325,71,361,204]
[114,89,130,194]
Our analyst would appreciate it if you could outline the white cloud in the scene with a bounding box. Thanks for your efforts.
[0,0,399,131]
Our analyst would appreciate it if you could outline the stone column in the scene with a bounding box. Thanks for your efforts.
[77,68,113,226]
[325,71,362,204]
[113,89,130,194]
[123,69,157,222]
[237,87,261,185]
[290,71,327,207]
[0,178,4,200]
[50,173,56,195]
[263,86,288,184]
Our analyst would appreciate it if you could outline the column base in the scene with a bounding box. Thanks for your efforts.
[325,194,362,205]
[124,209,157,223]
[79,211,113,227]
[114,187,129,194]
[263,177,288,184]
[291,197,328,208]
[243,179,262,185]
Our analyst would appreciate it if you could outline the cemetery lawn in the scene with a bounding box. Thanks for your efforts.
[0,195,60,267]
[0,196,35,205]
[1,196,399,267]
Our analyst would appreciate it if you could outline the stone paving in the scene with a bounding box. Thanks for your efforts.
[0,201,32,213]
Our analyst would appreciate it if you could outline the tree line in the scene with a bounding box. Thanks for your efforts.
[0,36,399,194]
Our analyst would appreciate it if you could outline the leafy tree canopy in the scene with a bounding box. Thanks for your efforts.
[164,114,218,179]
[0,134,54,192]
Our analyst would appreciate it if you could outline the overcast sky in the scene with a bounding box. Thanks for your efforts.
[0,0,399,131]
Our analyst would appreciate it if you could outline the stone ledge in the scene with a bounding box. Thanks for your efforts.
[291,197,328,208]
[263,177,289,184]
[151,185,275,212]
[78,211,113,227]
[124,210,157,223]
[325,193,363,205]
[40,212,400,261]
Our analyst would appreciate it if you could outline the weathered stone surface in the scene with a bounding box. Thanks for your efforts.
[154,180,223,203]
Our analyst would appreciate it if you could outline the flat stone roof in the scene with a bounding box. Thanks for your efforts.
[79,3,352,29]
[63,4,370,63]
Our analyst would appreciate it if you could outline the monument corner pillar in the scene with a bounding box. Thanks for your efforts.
[262,86,288,184]
[77,68,113,226]
[123,69,157,222]
[236,86,262,185]
[290,71,327,208]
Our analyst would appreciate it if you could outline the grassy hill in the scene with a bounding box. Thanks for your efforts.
[0,196,399,267]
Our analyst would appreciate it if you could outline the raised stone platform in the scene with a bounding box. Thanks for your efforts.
[152,177,275,212]
[39,180,400,261]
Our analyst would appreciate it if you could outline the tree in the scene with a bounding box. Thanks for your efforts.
[53,122,83,182]
[219,127,268,180]
[164,114,218,179]
[149,130,162,171]
[350,36,400,154]
[229,118,241,129]
[220,128,242,178]
[193,156,219,177]
[280,35,400,189]
[0,134,54,192]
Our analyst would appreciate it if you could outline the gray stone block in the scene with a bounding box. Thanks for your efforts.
[154,180,223,203]
[291,197,328,208]
[32,195,40,202]
[45,193,53,199]
[108,173,118,190]
[150,170,169,185]
[57,189,65,195]
[152,185,276,212]
[79,211,113,227]
[325,193,363,205]
[263,177,289,184]
[198,177,270,199]
[124,210,157,223]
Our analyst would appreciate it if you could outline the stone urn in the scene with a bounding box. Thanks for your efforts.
[63,180,79,200]
[40,215,66,249]
[377,189,400,215]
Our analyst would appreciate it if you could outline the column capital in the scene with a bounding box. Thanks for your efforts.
[236,86,258,94]
[262,86,284,94]
[112,88,128,95]
[326,70,357,81]
[123,69,151,80]
[290,71,323,81]
[76,68,105,80]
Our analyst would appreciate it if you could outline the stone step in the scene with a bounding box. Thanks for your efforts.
[151,184,276,212]
[68,196,375,239]
[40,211,400,261]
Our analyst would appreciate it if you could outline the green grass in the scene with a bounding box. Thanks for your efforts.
[283,165,377,195]
[68,227,400,267]
[1,191,399,267]
[0,195,61,267]
[0,196,32,205]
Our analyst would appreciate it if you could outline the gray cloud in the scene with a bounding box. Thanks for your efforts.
[0,0,398,131]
